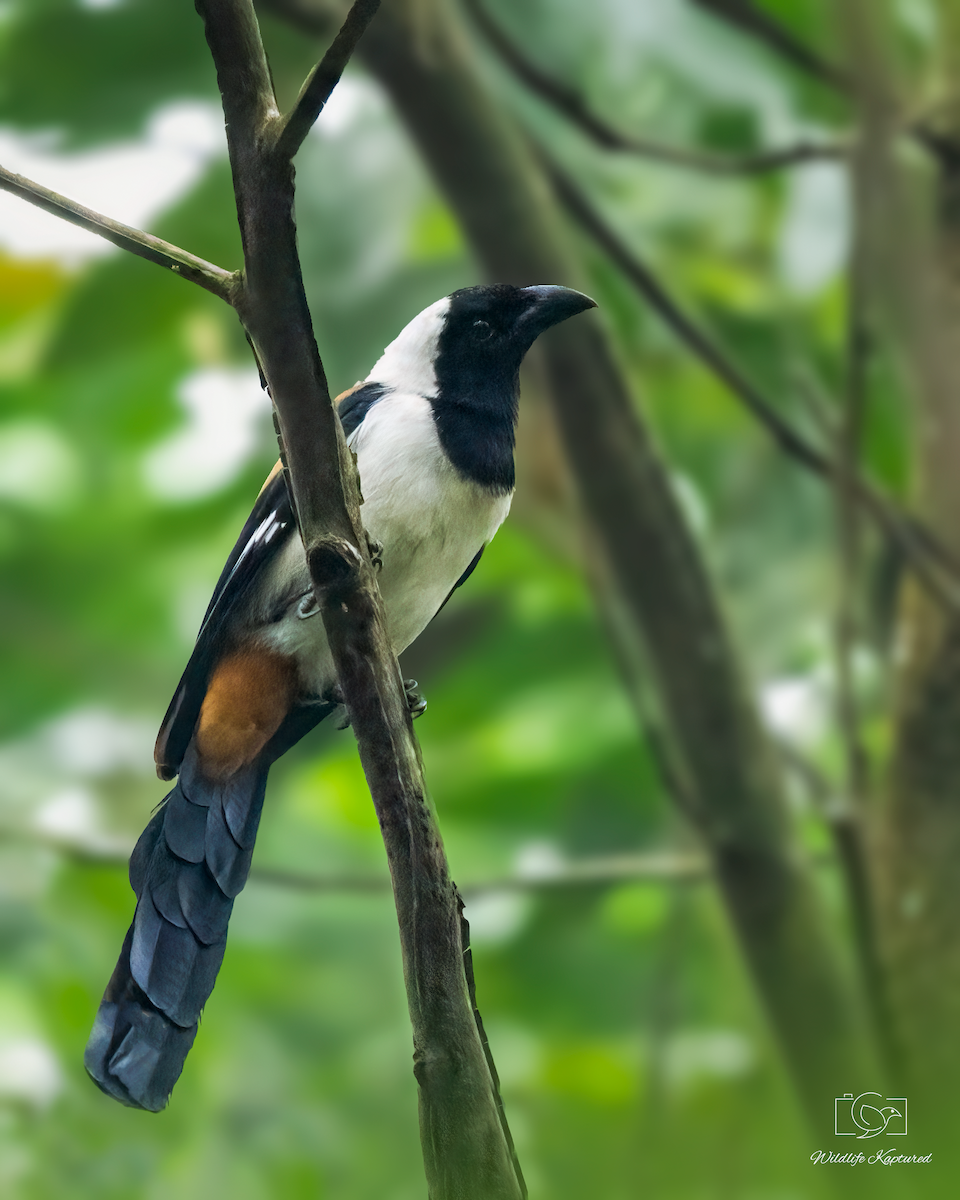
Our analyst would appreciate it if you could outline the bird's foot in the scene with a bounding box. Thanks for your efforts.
[367,539,384,571]
[403,679,427,720]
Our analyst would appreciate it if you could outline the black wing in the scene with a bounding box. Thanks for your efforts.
[154,385,390,779]
[434,544,485,618]
[338,381,388,438]
[154,469,295,779]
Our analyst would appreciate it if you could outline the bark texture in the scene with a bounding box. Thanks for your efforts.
[197,2,525,1193]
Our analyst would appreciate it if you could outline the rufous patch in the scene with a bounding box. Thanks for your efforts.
[195,648,299,779]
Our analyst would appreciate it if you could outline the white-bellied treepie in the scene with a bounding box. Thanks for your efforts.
[85,282,596,1111]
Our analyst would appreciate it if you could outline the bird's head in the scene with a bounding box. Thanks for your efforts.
[365,283,595,492]
[368,283,596,407]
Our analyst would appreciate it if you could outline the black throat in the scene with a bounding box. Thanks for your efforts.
[429,286,529,493]
[429,383,518,494]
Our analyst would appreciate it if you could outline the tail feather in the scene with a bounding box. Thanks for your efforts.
[86,700,335,1111]
[85,747,269,1110]
[129,893,227,1025]
[204,792,258,897]
[176,860,233,944]
[84,927,199,1111]
[162,789,208,862]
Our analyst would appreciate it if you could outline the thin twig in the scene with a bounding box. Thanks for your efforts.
[259,852,710,893]
[690,0,851,92]
[272,0,382,159]
[585,136,846,176]
[258,855,714,893]
[543,150,960,616]
[776,734,900,1079]
[0,824,711,888]
[0,163,238,302]
[464,0,846,174]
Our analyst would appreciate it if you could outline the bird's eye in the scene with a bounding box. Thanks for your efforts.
[473,319,493,340]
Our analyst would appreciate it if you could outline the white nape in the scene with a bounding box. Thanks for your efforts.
[366,296,450,400]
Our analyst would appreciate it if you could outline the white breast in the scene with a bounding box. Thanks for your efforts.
[351,393,512,652]
[259,392,512,696]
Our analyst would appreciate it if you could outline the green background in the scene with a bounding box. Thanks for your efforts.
[0,0,936,1196]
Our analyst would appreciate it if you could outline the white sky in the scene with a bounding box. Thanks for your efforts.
[0,101,228,263]
[0,79,369,266]
[0,86,371,503]
[142,366,272,501]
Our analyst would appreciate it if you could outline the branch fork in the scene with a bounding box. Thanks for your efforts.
[1,0,524,1195]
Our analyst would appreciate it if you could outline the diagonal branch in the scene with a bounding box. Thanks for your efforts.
[690,0,851,92]
[0,162,238,302]
[5,0,522,1186]
[195,1,524,1195]
[465,0,847,174]
[273,0,382,159]
[581,136,847,177]
[543,151,960,616]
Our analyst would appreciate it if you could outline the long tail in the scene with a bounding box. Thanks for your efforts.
[84,743,270,1111]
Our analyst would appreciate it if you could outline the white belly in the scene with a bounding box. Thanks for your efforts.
[259,393,512,696]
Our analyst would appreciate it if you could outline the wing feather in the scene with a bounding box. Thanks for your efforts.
[154,385,388,779]
[154,470,294,779]
[434,544,485,617]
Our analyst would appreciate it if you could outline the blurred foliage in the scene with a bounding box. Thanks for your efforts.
[0,0,944,1197]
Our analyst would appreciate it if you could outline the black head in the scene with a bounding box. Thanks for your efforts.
[431,283,596,491]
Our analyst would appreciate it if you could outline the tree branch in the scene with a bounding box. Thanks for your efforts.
[194,2,524,1195]
[829,248,899,1074]
[272,0,382,159]
[0,822,712,887]
[542,151,960,618]
[0,162,238,302]
[465,0,847,174]
[256,851,711,892]
[4,3,524,1184]
[690,0,851,92]
[834,233,871,808]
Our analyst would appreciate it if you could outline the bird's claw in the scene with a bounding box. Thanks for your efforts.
[403,678,427,719]
[367,539,384,571]
[326,679,425,727]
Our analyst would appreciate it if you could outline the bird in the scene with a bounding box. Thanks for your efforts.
[84,282,596,1111]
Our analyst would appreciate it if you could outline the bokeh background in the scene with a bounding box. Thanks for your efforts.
[0,0,951,1197]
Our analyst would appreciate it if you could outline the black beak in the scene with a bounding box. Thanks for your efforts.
[516,284,597,344]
